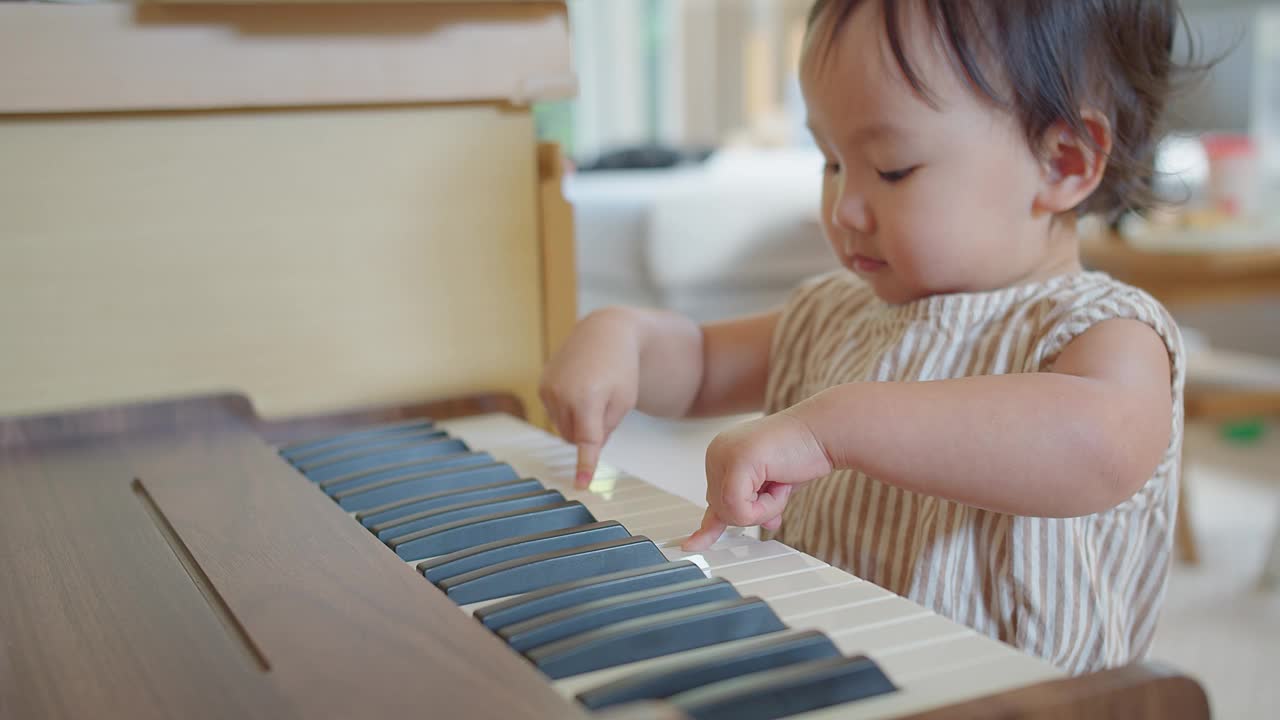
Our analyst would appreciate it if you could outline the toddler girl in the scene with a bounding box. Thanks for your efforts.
[540,0,1189,674]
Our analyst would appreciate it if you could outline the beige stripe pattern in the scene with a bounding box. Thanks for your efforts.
[763,270,1186,674]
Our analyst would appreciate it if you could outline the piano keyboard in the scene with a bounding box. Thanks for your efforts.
[279,412,1062,719]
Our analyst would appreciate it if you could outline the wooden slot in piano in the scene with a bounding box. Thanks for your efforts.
[0,391,1211,720]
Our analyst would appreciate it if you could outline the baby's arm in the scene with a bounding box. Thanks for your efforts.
[684,318,1172,549]
[540,307,777,486]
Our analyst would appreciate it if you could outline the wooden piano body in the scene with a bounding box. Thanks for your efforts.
[0,0,577,427]
[0,392,1211,720]
[0,3,1210,719]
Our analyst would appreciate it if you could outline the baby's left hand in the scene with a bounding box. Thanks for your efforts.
[681,411,835,551]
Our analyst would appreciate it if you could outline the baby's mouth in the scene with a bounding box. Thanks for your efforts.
[841,239,887,273]
[851,254,888,273]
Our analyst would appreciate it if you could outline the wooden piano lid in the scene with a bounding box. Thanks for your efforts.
[0,1,575,115]
[0,392,587,720]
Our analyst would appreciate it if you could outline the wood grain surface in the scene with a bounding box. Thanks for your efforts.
[895,662,1210,720]
[0,392,582,720]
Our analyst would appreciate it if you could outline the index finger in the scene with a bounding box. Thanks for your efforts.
[681,508,728,552]
[576,441,601,489]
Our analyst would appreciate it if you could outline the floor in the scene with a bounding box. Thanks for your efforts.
[600,412,1280,719]
[1152,421,1280,719]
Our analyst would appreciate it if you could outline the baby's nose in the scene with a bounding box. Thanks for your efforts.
[833,193,874,234]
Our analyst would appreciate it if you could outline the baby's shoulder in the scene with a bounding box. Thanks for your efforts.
[1025,272,1183,373]
[1032,271,1163,312]
[1027,272,1174,333]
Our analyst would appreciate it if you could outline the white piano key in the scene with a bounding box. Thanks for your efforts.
[602,496,699,518]
[831,613,984,656]
[696,530,755,549]
[618,506,705,532]
[541,462,582,478]
[563,476,654,499]
[579,492,692,519]
[733,564,861,598]
[768,581,888,619]
[510,443,575,460]
[872,632,1016,681]
[605,507,706,537]
[491,435,556,451]
[787,596,930,639]
[583,491,671,513]
[643,520,706,547]
[633,521,749,549]
[436,415,527,445]
[662,539,795,570]
[709,552,826,585]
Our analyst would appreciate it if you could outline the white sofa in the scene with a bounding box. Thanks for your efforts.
[566,147,834,322]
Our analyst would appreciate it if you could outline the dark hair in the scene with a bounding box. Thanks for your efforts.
[806,0,1204,221]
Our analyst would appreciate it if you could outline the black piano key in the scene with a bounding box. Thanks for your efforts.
[474,561,707,633]
[303,437,468,483]
[526,597,787,680]
[287,429,446,468]
[386,501,596,559]
[282,425,438,467]
[277,419,434,460]
[500,577,740,653]
[294,427,450,474]
[417,521,630,584]
[374,490,566,543]
[438,536,667,605]
[357,476,538,529]
[335,459,516,512]
[669,655,897,720]
[575,630,842,711]
[320,451,493,495]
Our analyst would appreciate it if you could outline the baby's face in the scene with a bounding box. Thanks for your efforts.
[802,3,1065,304]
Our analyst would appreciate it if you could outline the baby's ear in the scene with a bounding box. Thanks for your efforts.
[1033,110,1113,216]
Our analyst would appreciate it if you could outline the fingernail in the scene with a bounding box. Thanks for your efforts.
[575,471,592,486]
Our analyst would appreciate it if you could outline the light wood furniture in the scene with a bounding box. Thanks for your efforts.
[1080,234,1280,306]
[0,1,577,427]
[1082,234,1280,578]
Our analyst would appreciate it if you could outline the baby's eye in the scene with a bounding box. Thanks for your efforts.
[877,166,919,183]
[823,161,842,175]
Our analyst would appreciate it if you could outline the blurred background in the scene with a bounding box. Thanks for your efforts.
[540,0,1279,336]
[534,3,1280,717]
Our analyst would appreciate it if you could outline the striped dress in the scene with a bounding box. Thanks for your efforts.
[763,269,1185,674]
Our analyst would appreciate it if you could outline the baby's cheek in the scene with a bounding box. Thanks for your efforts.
[886,220,964,290]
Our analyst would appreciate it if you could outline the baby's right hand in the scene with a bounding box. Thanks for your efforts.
[540,308,642,488]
